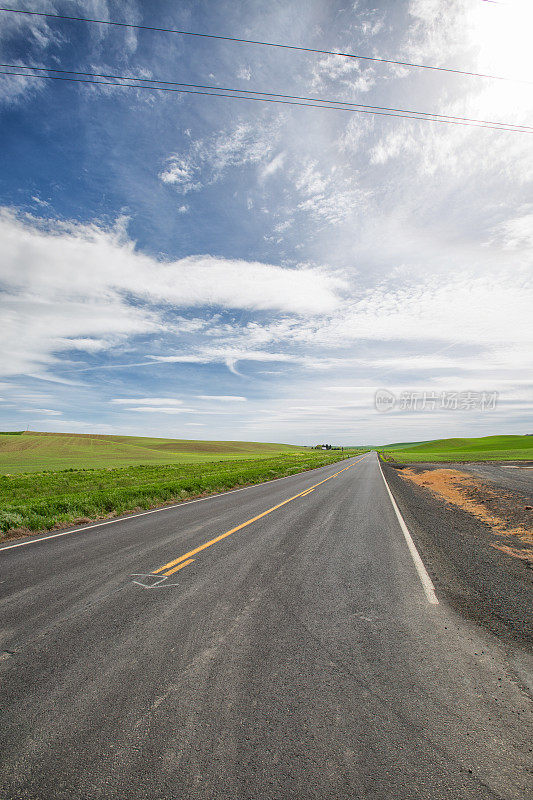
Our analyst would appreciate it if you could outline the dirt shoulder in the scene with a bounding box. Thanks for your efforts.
[382,459,533,651]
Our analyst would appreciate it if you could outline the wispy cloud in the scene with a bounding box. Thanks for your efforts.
[260,152,286,182]
[160,119,280,192]
[195,395,247,401]
[236,65,252,81]
[311,53,375,94]
[0,208,344,378]
[111,398,183,406]
[291,159,367,224]
[1,0,532,442]
[126,407,195,414]
[20,407,61,416]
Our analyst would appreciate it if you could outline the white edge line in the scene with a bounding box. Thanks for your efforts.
[378,459,438,605]
[0,456,363,553]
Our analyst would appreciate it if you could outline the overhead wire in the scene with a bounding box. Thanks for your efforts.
[2,66,531,133]
[3,62,532,132]
[0,6,530,85]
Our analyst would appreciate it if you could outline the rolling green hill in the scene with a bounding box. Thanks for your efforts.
[0,431,305,473]
[379,439,437,451]
[380,434,533,462]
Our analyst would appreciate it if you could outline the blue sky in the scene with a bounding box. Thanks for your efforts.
[0,0,532,444]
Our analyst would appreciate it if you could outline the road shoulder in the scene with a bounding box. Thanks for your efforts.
[381,460,533,652]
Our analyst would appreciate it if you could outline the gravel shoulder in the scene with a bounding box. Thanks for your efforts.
[381,460,533,652]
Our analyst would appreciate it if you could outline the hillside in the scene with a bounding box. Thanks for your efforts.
[0,431,305,473]
[380,434,533,462]
[380,439,437,451]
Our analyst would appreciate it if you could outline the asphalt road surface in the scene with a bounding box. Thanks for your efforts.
[0,453,531,800]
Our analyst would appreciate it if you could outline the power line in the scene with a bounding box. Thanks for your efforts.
[3,68,531,133]
[4,62,532,131]
[0,6,529,86]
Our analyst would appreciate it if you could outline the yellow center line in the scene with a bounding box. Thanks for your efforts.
[151,454,368,574]
[163,558,194,576]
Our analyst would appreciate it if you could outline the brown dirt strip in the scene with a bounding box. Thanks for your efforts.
[398,468,533,563]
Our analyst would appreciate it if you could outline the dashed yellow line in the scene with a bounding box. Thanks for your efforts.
[151,454,368,575]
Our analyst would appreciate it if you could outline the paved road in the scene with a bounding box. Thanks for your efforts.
[0,453,531,799]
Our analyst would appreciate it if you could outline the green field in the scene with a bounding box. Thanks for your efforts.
[0,431,305,474]
[379,439,437,451]
[379,434,533,462]
[0,449,364,536]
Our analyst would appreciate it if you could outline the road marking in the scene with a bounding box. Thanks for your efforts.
[0,456,367,553]
[131,573,170,588]
[151,455,369,575]
[163,558,194,576]
[378,460,439,605]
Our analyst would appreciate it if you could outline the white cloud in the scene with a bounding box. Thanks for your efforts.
[370,127,417,166]
[311,53,375,93]
[31,195,50,208]
[337,117,374,154]
[174,267,533,388]
[260,152,286,181]
[489,212,533,250]
[111,398,183,406]
[0,208,344,378]
[20,408,61,415]
[0,70,44,107]
[2,2,532,442]
[273,219,293,233]
[325,386,376,392]
[159,158,201,193]
[404,0,533,84]
[126,407,194,414]
[237,65,252,81]
[160,119,280,193]
[386,0,533,186]
[195,395,247,402]
[0,5,59,106]
[292,160,365,224]
[55,338,109,352]
[151,350,298,368]
[26,419,118,434]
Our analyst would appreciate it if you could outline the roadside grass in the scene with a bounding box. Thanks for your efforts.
[378,435,533,463]
[0,431,305,474]
[0,450,365,538]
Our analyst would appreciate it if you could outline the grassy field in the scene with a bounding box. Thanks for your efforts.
[379,435,533,462]
[379,439,437,451]
[0,431,305,474]
[0,449,364,537]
